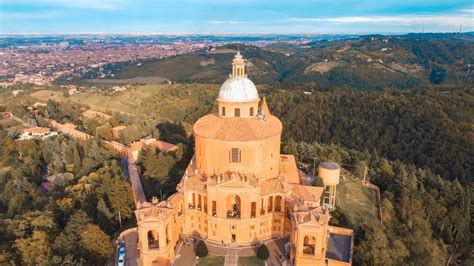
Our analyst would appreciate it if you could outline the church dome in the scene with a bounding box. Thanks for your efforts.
[218,76,259,102]
[217,51,259,103]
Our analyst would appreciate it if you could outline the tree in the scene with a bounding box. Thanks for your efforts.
[174,143,184,161]
[96,125,113,141]
[9,211,56,238]
[53,210,91,257]
[96,198,115,233]
[108,116,120,127]
[430,66,446,84]
[257,244,270,260]
[195,240,208,258]
[80,224,113,264]
[14,230,52,265]
[73,145,82,169]
[283,137,298,160]
[97,171,134,222]
[121,125,144,144]
[2,175,35,216]
[354,160,368,180]
[3,137,18,164]
[151,127,161,139]
[312,176,324,187]
[143,149,176,181]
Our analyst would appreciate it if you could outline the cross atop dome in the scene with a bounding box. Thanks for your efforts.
[231,50,246,77]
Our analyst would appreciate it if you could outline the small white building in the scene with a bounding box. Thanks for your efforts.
[19,127,58,140]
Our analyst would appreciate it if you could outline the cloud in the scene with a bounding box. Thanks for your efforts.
[0,11,59,19]
[286,9,474,27]
[3,0,126,10]
[208,20,246,25]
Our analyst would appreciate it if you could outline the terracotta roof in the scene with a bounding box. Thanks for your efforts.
[261,97,271,117]
[130,139,177,152]
[130,141,145,151]
[280,155,301,184]
[150,140,177,153]
[194,113,282,141]
[63,123,77,129]
[25,127,49,134]
[290,185,323,202]
[112,125,126,131]
[260,178,287,195]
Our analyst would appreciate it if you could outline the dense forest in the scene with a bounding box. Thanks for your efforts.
[290,141,470,265]
[267,86,473,182]
[0,127,134,265]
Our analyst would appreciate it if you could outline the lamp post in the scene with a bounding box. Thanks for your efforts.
[312,157,317,182]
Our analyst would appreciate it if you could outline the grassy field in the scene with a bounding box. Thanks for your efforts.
[238,256,265,266]
[29,84,221,125]
[87,76,168,84]
[30,89,64,101]
[336,175,378,226]
[196,255,225,266]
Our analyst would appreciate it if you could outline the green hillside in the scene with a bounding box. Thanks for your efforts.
[76,33,474,90]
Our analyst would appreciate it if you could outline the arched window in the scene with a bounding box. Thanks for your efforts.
[147,230,159,249]
[251,202,256,218]
[226,195,241,219]
[230,148,241,163]
[303,235,316,255]
[268,196,273,212]
[275,196,282,212]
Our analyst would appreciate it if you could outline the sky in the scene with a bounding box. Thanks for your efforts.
[0,0,473,34]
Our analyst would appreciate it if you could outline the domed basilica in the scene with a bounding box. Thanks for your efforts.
[135,52,353,266]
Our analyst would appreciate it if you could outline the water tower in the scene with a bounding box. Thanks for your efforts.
[318,162,341,207]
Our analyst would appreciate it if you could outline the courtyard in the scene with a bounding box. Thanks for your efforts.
[172,237,289,266]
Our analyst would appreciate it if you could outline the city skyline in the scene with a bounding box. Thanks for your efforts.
[1,0,473,34]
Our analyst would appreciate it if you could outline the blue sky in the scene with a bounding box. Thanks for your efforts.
[1,0,473,34]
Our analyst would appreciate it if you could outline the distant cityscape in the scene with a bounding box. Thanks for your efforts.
[0,34,356,87]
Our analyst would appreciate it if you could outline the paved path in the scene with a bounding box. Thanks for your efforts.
[123,230,140,266]
[224,248,238,266]
[172,243,196,266]
[128,162,146,208]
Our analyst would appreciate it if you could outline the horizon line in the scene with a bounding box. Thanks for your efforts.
[1,31,472,37]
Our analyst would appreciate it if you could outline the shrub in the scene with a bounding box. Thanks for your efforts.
[195,240,208,258]
[256,244,269,260]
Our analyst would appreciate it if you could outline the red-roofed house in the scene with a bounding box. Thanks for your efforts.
[130,137,177,161]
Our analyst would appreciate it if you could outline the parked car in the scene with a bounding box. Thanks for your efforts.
[118,245,126,256]
[117,243,126,266]
[117,255,125,266]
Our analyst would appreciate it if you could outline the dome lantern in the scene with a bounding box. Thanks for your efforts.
[232,50,246,77]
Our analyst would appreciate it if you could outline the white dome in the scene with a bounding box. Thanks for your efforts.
[217,76,259,102]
